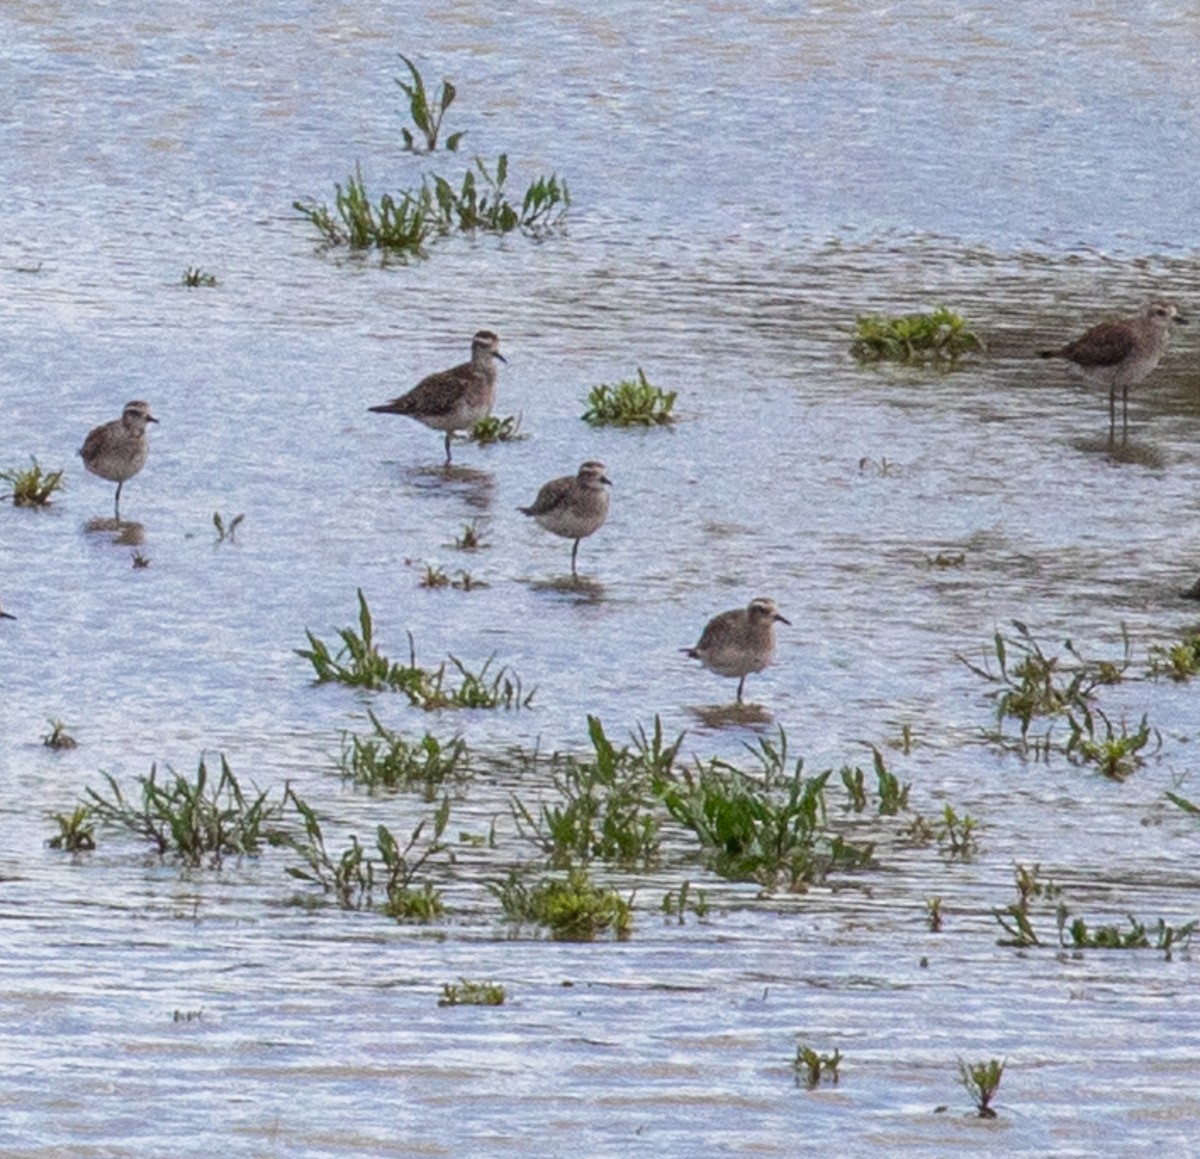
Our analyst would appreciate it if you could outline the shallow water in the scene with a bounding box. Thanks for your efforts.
[3,1,1200,1155]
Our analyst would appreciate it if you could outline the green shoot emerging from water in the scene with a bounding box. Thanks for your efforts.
[490,866,633,941]
[582,368,676,427]
[47,806,96,852]
[396,53,463,153]
[851,306,983,363]
[958,1057,1004,1119]
[213,511,245,543]
[182,267,217,287]
[793,1044,842,1089]
[467,414,525,446]
[339,710,470,800]
[1,459,65,507]
[42,718,78,750]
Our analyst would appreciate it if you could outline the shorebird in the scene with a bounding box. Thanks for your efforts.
[683,597,790,703]
[519,460,611,576]
[1038,300,1186,442]
[369,330,505,463]
[79,400,158,522]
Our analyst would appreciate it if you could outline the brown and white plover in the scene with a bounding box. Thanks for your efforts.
[683,597,790,703]
[369,330,505,463]
[1038,300,1187,441]
[519,460,611,576]
[79,400,158,522]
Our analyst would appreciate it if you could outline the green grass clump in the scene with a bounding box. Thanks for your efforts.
[339,710,470,799]
[491,866,633,941]
[1,458,65,507]
[282,790,450,921]
[657,730,875,891]
[47,806,96,852]
[1064,706,1156,780]
[1147,633,1200,682]
[84,755,283,866]
[430,155,570,236]
[212,511,244,543]
[298,590,531,708]
[294,166,433,258]
[851,306,983,363]
[182,267,217,287]
[438,979,506,1007]
[467,414,524,446]
[452,519,490,550]
[958,1058,1004,1119]
[511,716,682,869]
[582,368,676,427]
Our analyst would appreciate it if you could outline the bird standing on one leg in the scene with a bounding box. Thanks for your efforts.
[369,330,505,464]
[1038,300,1186,444]
[683,597,791,704]
[519,460,611,576]
[79,400,159,522]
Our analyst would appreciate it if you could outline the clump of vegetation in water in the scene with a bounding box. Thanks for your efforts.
[1,458,65,507]
[47,806,96,852]
[297,589,532,707]
[338,710,471,800]
[490,866,633,941]
[295,56,569,257]
[933,804,980,860]
[467,414,524,446]
[42,718,78,750]
[661,880,710,923]
[850,306,983,363]
[182,266,217,287]
[582,368,676,427]
[83,756,284,866]
[438,979,506,1007]
[958,621,1130,757]
[281,790,450,922]
[1147,632,1200,682]
[958,1058,1005,1119]
[451,519,490,550]
[793,1044,842,1089]
[511,716,682,870]
[1064,705,1156,780]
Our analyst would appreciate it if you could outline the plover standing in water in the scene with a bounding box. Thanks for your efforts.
[369,330,505,463]
[1038,300,1187,442]
[80,400,158,522]
[683,597,790,704]
[519,460,611,576]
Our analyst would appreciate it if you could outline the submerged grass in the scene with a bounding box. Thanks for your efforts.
[438,979,506,1007]
[339,710,470,799]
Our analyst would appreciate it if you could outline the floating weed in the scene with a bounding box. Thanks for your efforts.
[1061,912,1196,954]
[172,1008,204,1023]
[1167,790,1200,818]
[182,266,217,287]
[661,880,710,924]
[958,1058,1005,1119]
[339,709,470,800]
[85,755,284,866]
[282,790,451,920]
[490,866,633,941]
[1147,633,1200,682]
[47,806,96,852]
[467,413,524,446]
[934,805,979,860]
[851,306,984,364]
[1,458,65,507]
[511,715,680,870]
[396,52,463,153]
[451,519,490,551]
[439,979,506,1007]
[131,552,151,569]
[212,511,245,543]
[793,1044,842,1089]
[452,571,488,591]
[1064,706,1157,780]
[924,551,966,569]
[42,718,78,751]
[582,368,676,427]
